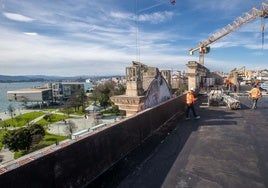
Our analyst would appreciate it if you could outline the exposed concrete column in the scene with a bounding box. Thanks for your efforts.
[125,66,144,96]
[186,61,209,91]
[111,62,145,117]
[111,61,172,117]
[161,70,171,88]
[186,61,199,90]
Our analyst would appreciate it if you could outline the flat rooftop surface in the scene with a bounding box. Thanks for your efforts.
[87,93,268,188]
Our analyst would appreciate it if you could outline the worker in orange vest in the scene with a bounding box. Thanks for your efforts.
[248,84,262,109]
[185,88,200,120]
[254,78,259,86]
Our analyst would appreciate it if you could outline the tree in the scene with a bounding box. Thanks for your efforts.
[2,128,32,152]
[43,113,56,124]
[98,87,111,108]
[67,90,88,113]
[114,84,126,95]
[77,90,88,112]
[66,94,77,111]
[29,124,45,137]
[7,104,15,119]
[110,105,120,115]
[91,79,126,109]
[64,120,77,136]
[30,124,45,145]
[92,80,115,108]
[2,124,45,152]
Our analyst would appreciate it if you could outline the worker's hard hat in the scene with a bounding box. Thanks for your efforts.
[190,88,195,91]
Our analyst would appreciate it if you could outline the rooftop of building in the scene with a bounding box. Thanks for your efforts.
[87,89,268,188]
[7,87,51,93]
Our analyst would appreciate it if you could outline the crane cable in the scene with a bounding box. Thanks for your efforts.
[260,2,268,49]
[135,0,140,62]
[261,18,265,49]
[134,0,175,62]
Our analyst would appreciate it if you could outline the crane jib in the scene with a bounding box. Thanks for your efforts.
[189,2,268,64]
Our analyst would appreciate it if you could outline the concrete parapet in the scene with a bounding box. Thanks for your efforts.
[0,95,186,188]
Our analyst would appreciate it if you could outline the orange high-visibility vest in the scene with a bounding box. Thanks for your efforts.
[249,88,261,98]
[186,92,196,104]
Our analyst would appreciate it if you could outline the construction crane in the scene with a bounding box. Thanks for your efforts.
[189,2,268,65]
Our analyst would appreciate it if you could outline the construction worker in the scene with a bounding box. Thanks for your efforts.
[185,88,200,120]
[254,78,259,86]
[248,85,262,109]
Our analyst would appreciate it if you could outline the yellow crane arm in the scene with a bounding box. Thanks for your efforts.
[189,3,268,56]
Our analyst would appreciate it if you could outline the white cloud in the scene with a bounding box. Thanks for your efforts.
[0,0,267,76]
[24,32,38,36]
[138,11,174,24]
[3,12,34,22]
[110,12,133,20]
[0,24,187,76]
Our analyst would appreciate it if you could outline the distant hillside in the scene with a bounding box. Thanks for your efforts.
[0,75,77,82]
[0,75,41,82]
[0,75,124,82]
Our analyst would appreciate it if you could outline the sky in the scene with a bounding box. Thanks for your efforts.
[0,0,267,76]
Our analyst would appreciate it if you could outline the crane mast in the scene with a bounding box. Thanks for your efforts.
[189,2,268,65]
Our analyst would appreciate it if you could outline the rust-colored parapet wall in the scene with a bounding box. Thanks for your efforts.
[0,95,186,188]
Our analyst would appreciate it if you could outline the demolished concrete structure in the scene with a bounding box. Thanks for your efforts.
[111,61,172,117]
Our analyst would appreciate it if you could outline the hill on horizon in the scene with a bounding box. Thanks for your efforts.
[0,75,123,82]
